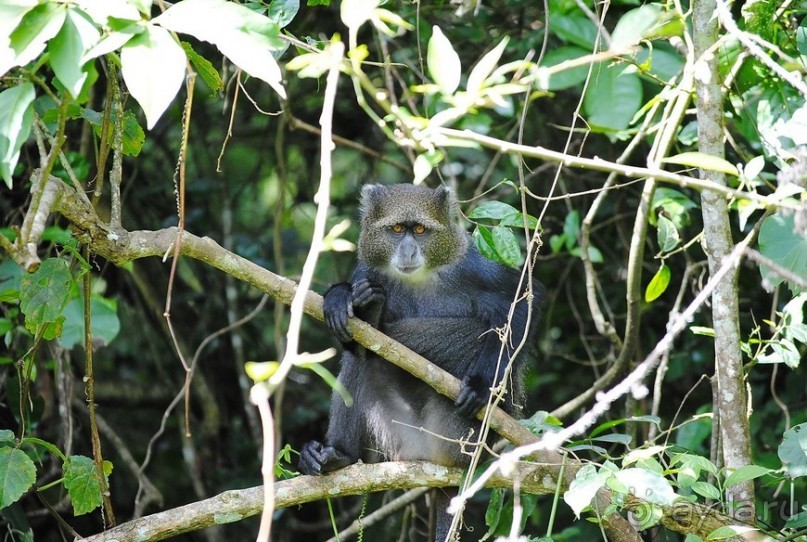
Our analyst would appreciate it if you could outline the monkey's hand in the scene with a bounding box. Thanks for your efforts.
[351,279,385,328]
[298,440,353,475]
[324,283,354,343]
[324,281,386,342]
[455,375,490,417]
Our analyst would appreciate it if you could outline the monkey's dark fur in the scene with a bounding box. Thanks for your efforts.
[299,184,543,541]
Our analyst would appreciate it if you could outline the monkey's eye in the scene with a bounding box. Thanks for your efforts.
[413,224,426,235]
[391,223,405,234]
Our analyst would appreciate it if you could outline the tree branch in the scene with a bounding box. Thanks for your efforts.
[76,460,742,542]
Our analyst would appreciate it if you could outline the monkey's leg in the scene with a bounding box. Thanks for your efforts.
[299,354,367,475]
[432,488,458,542]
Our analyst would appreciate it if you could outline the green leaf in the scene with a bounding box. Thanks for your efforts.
[583,64,642,132]
[473,226,499,263]
[615,467,677,506]
[592,434,632,445]
[590,416,661,438]
[785,510,807,529]
[484,488,505,535]
[723,465,771,488]
[20,437,66,462]
[757,339,801,368]
[656,215,679,252]
[489,226,522,268]
[499,212,538,230]
[0,0,38,75]
[0,82,35,188]
[549,234,564,254]
[611,5,666,49]
[267,0,299,28]
[645,264,671,302]
[63,455,106,516]
[635,46,684,82]
[60,294,120,350]
[9,2,67,71]
[90,108,146,157]
[120,25,186,130]
[778,423,807,479]
[468,201,520,221]
[48,8,100,98]
[663,152,739,176]
[651,187,697,229]
[798,17,807,56]
[782,293,807,344]
[562,210,580,251]
[0,447,36,509]
[538,46,592,91]
[427,26,461,95]
[706,526,760,540]
[154,0,285,99]
[691,481,721,500]
[551,14,597,49]
[181,41,223,94]
[19,258,72,334]
[82,24,142,62]
[758,213,807,293]
[563,464,611,517]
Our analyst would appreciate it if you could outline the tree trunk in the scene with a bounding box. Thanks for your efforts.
[692,0,755,521]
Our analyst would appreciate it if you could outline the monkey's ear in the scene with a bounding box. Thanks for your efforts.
[360,183,384,218]
[434,185,457,215]
[361,183,382,198]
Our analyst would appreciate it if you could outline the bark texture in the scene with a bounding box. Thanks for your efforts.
[692,0,755,520]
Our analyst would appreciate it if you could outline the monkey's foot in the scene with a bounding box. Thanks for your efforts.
[455,375,490,418]
[298,441,353,475]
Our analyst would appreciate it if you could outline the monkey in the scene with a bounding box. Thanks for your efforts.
[298,183,543,541]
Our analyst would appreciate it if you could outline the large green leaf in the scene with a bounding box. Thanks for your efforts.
[63,455,106,516]
[19,258,72,333]
[9,2,66,72]
[539,46,591,91]
[120,25,186,130]
[153,0,285,99]
[48,8,100,98]
[778,423,807,479]
[267,0,300,28]
[611,5,665,49]
[723,464,772,488]
[0,0,38,75]
[0,447,36,509]
[758,213,807,293]
[563,464,611,517]
[0,82,35,187]
[583,63,642,132]
[60,294,120,350]
[551,14,598,49]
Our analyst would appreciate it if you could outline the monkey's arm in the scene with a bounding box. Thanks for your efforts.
[298,441,354,475]
[323,266,385,343]
[455,253,544,417]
